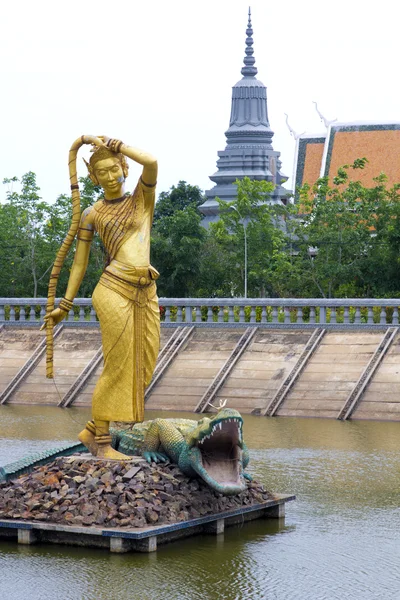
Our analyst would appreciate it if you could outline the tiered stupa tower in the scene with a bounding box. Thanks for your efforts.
[200,8,288,225]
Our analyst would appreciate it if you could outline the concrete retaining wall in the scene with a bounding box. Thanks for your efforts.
[1,326,400,421]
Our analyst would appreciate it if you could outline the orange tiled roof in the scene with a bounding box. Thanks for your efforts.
[294,135,326,190]
[322,123,400,186]
[294,123,400,191]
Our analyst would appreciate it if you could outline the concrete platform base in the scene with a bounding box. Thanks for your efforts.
[0,494,294,553]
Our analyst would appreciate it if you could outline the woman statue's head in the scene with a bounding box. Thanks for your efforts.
[84,146,129,196]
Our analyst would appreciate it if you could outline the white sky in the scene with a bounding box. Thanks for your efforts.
[0,0,399,202]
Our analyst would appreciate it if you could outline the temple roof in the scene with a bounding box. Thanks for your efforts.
[294,122,400,191]
[294,134,326,190]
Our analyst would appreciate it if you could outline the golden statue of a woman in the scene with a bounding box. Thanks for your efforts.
[44,135,160,460]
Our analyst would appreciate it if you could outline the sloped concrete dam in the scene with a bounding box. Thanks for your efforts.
[1,326,400,421]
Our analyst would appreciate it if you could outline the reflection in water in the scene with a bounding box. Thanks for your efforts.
[1,406,400,599]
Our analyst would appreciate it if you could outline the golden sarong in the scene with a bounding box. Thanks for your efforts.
[91,259,160,422]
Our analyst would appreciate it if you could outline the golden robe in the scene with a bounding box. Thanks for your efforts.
[90,179,160,423]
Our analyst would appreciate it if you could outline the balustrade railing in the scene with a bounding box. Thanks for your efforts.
[0,298,399,327]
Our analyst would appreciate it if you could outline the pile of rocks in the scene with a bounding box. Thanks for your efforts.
[0,455,272,528]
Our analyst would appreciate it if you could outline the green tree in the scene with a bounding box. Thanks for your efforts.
[360,175,400,297]
[289,159,388,298]
[151,206,205,297]
[0,200,25,296]
[0,173,105,298]
[153,181,205,224]
[209,177,286,297]
[2,173,59,297]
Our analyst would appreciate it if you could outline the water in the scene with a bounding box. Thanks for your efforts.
[1,406,400,599]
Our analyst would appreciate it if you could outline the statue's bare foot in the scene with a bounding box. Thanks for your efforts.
[78,427,98,456]
[96,444,131,461]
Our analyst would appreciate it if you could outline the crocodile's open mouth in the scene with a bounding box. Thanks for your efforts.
[195,417,243,491]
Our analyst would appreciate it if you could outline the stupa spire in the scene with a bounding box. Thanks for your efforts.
[241,7,258,77]
[200,8,289,224]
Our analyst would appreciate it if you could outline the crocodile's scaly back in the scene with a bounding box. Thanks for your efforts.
[113,419,198,455]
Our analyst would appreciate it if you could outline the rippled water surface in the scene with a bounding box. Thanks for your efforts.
[1,406,400,599]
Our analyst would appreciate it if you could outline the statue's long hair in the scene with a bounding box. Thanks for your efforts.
[45,135,102,378]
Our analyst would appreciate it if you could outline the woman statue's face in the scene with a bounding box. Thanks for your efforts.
[94,157,125,198]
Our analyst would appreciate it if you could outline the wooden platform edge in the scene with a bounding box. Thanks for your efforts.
[0,494,295,553]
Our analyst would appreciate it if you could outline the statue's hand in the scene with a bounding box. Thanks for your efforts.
[97,135,110,146]
[98,136,125,153]
[40,308,68,330]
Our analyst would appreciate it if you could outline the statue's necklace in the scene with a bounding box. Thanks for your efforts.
[103,193,129,205]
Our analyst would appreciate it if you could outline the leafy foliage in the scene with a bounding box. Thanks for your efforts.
[207,177,288,297]
[151,182,206,297]
[153,181,205,224]
[2,166,400,300]
[288,159,400,298]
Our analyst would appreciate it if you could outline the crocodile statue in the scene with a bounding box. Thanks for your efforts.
[111,408,250,496]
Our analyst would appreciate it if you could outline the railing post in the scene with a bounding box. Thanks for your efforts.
[319,306,326,324]
[185,305,192,323]
[310,307,315,324]
[228,306,234,323]
[284,307,290,324]
[39,306,46,322]
[239,306,245,323]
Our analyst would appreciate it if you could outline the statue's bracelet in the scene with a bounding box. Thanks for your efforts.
[59,297,74,312]
[107,139,124,153]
